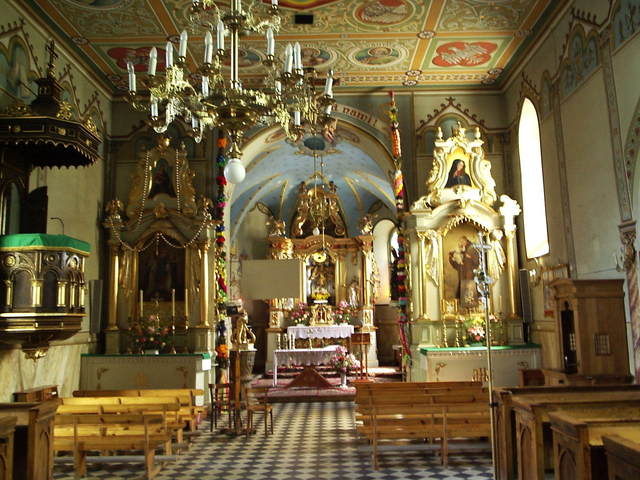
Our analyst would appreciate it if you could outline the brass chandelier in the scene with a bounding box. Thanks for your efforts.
[126,0,336,183]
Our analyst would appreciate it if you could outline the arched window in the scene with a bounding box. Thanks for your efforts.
[518,98,549,259]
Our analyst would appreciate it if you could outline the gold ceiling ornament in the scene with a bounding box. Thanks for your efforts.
[126,0,336,184]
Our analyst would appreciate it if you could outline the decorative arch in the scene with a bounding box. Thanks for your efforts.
[0,34,39,104]
[539,70,554,119]
[625,96,640,203]
[559,24,600,100]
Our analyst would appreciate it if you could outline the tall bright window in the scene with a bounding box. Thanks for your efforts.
[518,98,549,259]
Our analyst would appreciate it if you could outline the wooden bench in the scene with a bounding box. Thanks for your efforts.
[58,398,185,445]
[549,407,640,480]
[355,383,490,469]
[511,390,640,480]
[72,389,205,431]
[494,384,640,480]
[0,416,16,480]
[603,433,640,480]
[54,413,172,479]
[0,399,59,480]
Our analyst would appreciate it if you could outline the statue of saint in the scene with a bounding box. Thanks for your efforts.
[348,278,360,307]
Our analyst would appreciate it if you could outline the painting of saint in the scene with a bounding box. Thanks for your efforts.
[354,0,411,25]
[354,46,400,66]
[444,224,481,311]
[148,157,176,199]
[222,49,260,68]
[445,159,472,188]
[139,242,185,302]
[300,47,331,67]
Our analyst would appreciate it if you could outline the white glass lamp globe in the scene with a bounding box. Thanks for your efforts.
[224,158,245,183]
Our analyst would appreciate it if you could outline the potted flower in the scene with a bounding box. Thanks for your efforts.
[329,346,361,387]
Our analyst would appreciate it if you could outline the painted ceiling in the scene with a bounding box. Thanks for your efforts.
[23,0,567,91]
[230,127,395,240]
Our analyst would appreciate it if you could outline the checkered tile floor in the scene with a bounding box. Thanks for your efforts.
[54,401,494,479]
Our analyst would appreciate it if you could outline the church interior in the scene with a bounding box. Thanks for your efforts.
[1,0,640,478]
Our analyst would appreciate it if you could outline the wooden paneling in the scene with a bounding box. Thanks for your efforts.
[0,417,16,480]
[603,434,640,480]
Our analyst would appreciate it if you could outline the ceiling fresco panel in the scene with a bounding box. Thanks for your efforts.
[47,0,164,37]
[437,0,543,31]
[422,37,510,71]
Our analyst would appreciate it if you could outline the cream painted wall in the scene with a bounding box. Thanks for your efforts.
[560,70,622,279]
[0,0,111,400]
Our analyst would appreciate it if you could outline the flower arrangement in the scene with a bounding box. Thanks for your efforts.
[215,343,229,368]
[130,314,171,353]
[465,315,486,345]
[288,301,310,325]
[311,290,330,301]
[334,300,356,324]
[329,346,360,374]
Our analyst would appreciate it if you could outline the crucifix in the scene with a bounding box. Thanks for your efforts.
[46,39,58,76]
[472,232,498,480]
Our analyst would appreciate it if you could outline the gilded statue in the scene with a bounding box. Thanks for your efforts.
[231,311,256,350]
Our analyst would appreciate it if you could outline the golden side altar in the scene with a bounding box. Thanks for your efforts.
[406,124,524,381]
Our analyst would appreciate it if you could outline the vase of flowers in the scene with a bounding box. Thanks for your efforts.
[131,315,171,354]
[329,346,360,388]
[466,316,486,346]
[334,300,355,324]
[288,301,310,325]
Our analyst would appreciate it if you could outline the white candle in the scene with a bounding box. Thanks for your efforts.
[274,80,281,95]
[293,42,301,70]
[216,20,225,51]
[127,62,136,92]
[165,41,174,67]
[272,0,278,5]
[266,28,274,56]
[178,30,188,58]
[324,69,333,97]
[139,289,143,318]
[150,96,159,117]
[171,289,176,317]
[202,76,209,96]
[284,44,293,73]
[184,288,189,317]
[191,116,199,131]
[148,47,157,76]
[324,104,332,115]
[293,110,301,126]
[204,31,213,63]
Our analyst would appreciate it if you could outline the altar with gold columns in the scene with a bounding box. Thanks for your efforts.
[405,125,524,381]
[102,138,217,355]
[263,232,379,373]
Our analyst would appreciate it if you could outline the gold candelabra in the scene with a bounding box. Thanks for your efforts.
[126,0,336,184]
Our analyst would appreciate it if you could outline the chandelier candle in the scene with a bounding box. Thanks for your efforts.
[148,47,157,76]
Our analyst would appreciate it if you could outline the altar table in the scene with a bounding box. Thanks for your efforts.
[419,344,541,387]
[272,346,339,386]
[287,324,354,339]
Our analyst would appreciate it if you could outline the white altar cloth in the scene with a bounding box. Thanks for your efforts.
[273,346,339,386]
[287,324,354,340]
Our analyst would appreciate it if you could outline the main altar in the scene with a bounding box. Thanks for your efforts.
[406,124,532,382]
[260,180,379,373]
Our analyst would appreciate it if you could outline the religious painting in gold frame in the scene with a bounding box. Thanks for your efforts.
[138,240,185,304]
[443,222,482,314]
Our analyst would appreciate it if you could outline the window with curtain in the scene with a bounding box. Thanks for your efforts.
[518,97,549,259]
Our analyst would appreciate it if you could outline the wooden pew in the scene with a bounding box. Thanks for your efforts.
[54,413,171,479]
[0,399,59,480]
[511,390,640,480]
[549,407,640,480]
[355,384,490,469]
[58,398,185,444]
[494,384,640,480]
[72,389,205,431]
[603,434,640,480]
[0,416,16,480]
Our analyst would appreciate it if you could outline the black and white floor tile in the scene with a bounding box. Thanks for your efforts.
[54,401,494,479]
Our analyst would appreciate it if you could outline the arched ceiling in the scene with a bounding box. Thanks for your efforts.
[23,0,567,91]
[230,124,395,240]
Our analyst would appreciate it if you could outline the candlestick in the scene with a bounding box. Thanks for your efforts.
[178,30,188,58]
[184,288,189,317]
[148,47,157,76]
[165,41,173,68]
[139,289,143,319]
[171,289,176,317]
